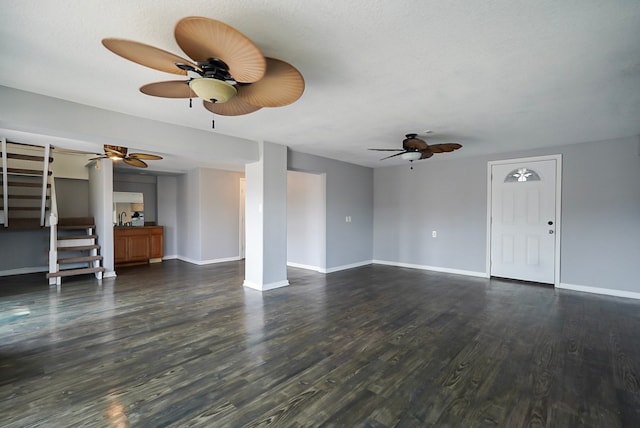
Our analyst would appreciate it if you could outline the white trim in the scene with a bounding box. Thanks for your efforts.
[373,260,488,278]
[0,266,48,277]
[287,261,324,272]
[177,255,243,266]
[162,254,178,260]
[2,137,8,227]
[486,154,562,286]
[324,260,372,274]
[103,270,117,278]
[558,283,640,300]
[239,177,246,260]
[243,279,290,291]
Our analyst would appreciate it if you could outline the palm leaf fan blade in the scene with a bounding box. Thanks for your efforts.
[235,58,305,107]
[175,16,266,83]
[123,157,148,168]
[102,38,198,75]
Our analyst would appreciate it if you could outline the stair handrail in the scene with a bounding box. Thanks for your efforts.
[40,143,51,227]
[1,137,8,228]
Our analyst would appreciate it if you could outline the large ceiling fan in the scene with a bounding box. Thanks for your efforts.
[91,145,163,168]
[102,16,305,127]
[370,134,462,168]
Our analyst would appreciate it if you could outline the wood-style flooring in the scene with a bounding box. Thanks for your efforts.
[1,261,639,427]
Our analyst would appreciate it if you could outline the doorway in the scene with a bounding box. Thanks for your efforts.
[487,155,562,285]
[286,171,326,272]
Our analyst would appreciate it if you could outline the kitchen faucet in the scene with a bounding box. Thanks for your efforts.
[119,211,127,226]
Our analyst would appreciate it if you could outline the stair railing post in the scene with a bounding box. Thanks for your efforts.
[48,211,59,285]
[1,137,8,228]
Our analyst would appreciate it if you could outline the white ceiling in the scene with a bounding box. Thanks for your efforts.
[1,0,639,170]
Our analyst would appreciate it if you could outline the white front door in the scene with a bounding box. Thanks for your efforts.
[490,157,559,284]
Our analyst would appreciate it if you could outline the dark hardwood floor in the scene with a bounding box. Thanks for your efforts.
[1,260,639,427]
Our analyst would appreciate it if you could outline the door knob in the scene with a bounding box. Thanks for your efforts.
[548,221,554,225]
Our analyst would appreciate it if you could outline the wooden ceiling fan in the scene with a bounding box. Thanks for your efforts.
[102,16,305,127]
[91,145,163,168]
[369,133,462,168]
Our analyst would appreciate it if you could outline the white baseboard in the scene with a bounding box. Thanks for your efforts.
[103,271,117,278]
[163,254,178,260]
[243,279,289,291]
[287,262,324,273]
[324,260,373,274]
[177,255,242,266]
[372,260,489,278]
[0,266,48,277]
[558,283,640,300]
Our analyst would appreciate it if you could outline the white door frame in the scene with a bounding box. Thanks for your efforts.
[486,154,563,286]
[239,177,245,259]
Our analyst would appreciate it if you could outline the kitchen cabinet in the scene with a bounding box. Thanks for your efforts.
[114,226,163,266]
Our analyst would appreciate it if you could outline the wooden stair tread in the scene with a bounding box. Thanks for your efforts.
[0,181,51,188]
[58,217,96,227]
[58,225,95,230]
[0,219,44,230]
[46,266,105,278]
[57,244,100,251]
[1,206,44,211]
[6,140,50,149]
[57,255,103,264]
[0,167,53,176]
[57,234,97,240]
[4,195,50,200]
[0,152,53,163]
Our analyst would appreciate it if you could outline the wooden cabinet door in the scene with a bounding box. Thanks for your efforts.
[150,233,163,259]
[128,235,150,262]
[114,235,128,263]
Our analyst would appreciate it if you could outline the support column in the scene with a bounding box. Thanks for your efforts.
[243,141,288,291]
[88,159,115,278]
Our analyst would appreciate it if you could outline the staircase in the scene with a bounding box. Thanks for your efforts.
[1,138,105,285]
[1,138,52,229]
[47,217,105,285]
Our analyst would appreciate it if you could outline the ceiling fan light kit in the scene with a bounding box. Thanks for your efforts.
[400,152,422,161]
[189,78,237,103]
[102,16,305,128]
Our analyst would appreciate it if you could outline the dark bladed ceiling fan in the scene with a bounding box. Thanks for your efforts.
[102,16,305,128]
[91,145,163,168]
[369,133,462,168]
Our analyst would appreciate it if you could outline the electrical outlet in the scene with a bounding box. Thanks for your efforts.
[432,230,437,238]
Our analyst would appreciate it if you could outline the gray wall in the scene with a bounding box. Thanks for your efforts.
[373,136,640,293]
[0,230,49,274]
[176,168,243,263]
[288,151,373,270]
[177,170,201,261]
[287,170,325,270]
[113,172,158,223]
[55,178,90,218]
[157,175,178,258]
[199,168,243,261]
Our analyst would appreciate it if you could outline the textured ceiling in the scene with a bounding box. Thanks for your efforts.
[1,0,639,169]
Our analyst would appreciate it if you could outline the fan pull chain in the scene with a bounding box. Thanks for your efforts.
[212,112,215,129]
[189,98,192,108]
